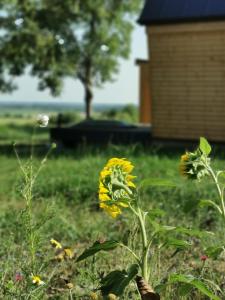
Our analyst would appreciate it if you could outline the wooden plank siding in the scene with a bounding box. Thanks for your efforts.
[136,59,152,124]
[147,21,225,141]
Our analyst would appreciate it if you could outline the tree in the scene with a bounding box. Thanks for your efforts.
[0,0,141,119]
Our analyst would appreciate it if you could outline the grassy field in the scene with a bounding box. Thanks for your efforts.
[0,113,224,299]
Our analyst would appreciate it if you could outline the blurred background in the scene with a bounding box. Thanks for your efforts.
[0,1,146,146]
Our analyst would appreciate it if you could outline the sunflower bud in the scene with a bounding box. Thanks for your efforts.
[179,149,210,181]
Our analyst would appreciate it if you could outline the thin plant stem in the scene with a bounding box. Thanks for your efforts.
[137,207,149,282]
[208,166,225,222]
[119,243,141,266]
[13,144,27,177]
[30,125,37,160]
[69,289,73,300]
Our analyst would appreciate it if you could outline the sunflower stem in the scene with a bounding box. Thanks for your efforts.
[137,207,149,282]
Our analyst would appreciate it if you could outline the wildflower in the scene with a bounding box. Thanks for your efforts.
[99,158,136,218]
[66,282,74,289]
[108,294,117,300]
[55,247,74,261]
[31,274,45,286]
[64,248,74,259]
[200,255,208,261]
[15,272,23,282]
[89,292,98,300]
[179,150,210,180]
[37,114,49,127]
[55,249,65,261]
[89,292,103,300]
[50,238,62,249]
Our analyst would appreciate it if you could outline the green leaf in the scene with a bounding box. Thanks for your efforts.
[76,240,119,262]
[162,238,192,250]
[154,283,167,294]
[139,178,176,189]
[205,246,224,260]
[148,218,176,233]
[199,200,222,214]
[178,283,193,297]
[169,274,220,300]
[199,137,211,156]
[100,264,139,296]
[217,171,225,180]
[148,208,166,219]
[175,226,214,238]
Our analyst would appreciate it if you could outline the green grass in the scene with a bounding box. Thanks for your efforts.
[0,145,224,299]
[0,117,49,144]
[0,115,224,299]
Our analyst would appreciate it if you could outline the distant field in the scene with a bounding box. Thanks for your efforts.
[0,103,139,144]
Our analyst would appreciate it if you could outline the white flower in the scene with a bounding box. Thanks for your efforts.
[37,114,49,127]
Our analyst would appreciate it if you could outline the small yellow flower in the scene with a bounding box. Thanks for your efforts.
[89,292,98,300]
[55,247,74,261]
[64,248,74,259]
[50,238,62,249]
[66,282,74,289]
[31,275,45,286]
[108,294,117,300]
[89,292,104,300]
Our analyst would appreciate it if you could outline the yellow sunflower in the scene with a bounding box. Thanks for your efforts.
[99,158,136,218]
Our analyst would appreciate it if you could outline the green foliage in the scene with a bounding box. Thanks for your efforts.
[49,112,81,126]
[100,264,139,296]
[76,240,119,262]
[139,178,176,189]
[167,274,220,300]
[101,104,139,123]
[0,1,141,117]
[199,199,222,215]
[205,246,225,260]
[200,137,212,156]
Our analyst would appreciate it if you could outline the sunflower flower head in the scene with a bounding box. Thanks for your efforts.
[179,149,210,180]
[31,274,45,286]
[99,158,136,218]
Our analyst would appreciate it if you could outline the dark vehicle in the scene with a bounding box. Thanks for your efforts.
[50,120,151,147]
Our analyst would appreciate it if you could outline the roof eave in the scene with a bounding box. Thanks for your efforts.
[138,15,225,26]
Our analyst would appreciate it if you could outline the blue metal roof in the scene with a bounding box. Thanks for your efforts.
[138,0,225,25]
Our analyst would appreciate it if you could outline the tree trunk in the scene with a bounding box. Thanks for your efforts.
[84,82,93,120]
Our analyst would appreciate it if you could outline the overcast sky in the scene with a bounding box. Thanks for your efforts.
[0,24,148,105]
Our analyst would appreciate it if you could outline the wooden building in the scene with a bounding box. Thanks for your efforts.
[137,0,225,141]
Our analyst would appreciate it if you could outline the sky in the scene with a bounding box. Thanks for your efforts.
[0,24,148,105]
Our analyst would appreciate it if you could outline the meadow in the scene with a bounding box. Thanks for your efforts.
[0,110,224,299]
